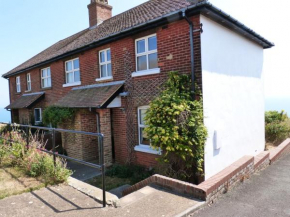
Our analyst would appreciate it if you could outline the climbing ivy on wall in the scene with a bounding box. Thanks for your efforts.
[144,72,208,181]
[42,106,76,127]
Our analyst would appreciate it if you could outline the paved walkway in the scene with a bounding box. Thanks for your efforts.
[0,184,201,217]
[67,160,101,181]
[194,153,290,217]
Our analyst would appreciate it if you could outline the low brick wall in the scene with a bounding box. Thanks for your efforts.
[269,138,290,164]
[254,151,270,172]
[122,139,290,204]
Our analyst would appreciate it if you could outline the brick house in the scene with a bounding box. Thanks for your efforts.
[2,0,273,179]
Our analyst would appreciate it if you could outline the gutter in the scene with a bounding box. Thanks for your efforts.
[2,1,274,79]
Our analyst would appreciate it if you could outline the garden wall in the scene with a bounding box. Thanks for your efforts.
[123,138,290,204]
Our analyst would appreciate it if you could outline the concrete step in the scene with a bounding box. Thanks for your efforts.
[109,184,131,198]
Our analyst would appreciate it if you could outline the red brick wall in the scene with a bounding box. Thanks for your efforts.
[8,15,202,168]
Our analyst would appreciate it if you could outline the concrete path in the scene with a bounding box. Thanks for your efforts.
[0,184,202,217]
[67,160,101,181]
[193,153,290,217]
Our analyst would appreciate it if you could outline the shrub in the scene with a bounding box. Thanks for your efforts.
[145,72,207,181]
[265,110,290,144]
[42,106,75,127]
[0,128,72,185]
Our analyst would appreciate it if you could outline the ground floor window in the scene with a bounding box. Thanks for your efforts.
[138,106,150,146]
[34,108,42,124]
[134,106,161,155]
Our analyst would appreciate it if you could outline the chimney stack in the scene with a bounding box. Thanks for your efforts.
[88,0,112,27]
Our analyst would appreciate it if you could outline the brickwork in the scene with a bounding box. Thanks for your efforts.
[8,15,202,168]
[269,138,290,164]
[254,151,270,172]
[61,109,99,162]
[88,0,112,27]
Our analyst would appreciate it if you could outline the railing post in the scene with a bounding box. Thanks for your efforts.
[100,135,106,208]
[9,124,12,146]
[52,128,56,166]
[26,126,29,150]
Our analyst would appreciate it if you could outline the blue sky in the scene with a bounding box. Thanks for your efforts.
[0,0,289,121]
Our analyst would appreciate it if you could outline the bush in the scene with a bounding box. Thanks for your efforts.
[0,128,72,185]
[145,72,207,181]
[265,110,290,144]
[42,106,75,127]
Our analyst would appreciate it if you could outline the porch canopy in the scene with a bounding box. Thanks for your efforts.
[5,92,45,109]
[55,81,124,108]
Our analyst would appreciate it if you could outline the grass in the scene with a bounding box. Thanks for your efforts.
[0,167,45,200]
[86,164,154,191]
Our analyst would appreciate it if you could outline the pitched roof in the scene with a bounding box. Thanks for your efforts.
[5,92,45,109]
[2,0,274,78]
[55,81,124,108]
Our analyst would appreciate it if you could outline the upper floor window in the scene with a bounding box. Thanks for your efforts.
[135,34,158,72]
[99,49,112,78]
[41,67,51,88]
[65,58,80,85]
[16,76,21,93]
[26,73,31,91]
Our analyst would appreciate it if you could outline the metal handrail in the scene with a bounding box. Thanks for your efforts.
[0,122,107,207]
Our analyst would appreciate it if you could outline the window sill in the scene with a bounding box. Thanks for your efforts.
[63,81,81,88]
[131,68,160,77]
[41,87,52,90]
[95,76,113,82]
[25,90,31,93]
[134,145,161,155]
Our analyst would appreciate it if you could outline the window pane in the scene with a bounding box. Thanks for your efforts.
[74,70,80,82]
[139,109,147,125]
[107,64,112,76]
[148,36,157,51]
[100,51,106,63]
[47,78,51,87]
[67,72,73,83]
[140,128,150,145]
[66,61,72,71]
[42,70,46,78]
[101,65,107,77]
[137,55,147,71]
[35,109,40,122]
[148,53,158,69]
[44,78,48,88]
[73,59,79,69]
[137,39,145,53]
[47,68,51,77]
[107,50,111,62]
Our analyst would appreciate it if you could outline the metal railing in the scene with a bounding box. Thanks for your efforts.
[0,122,107,207]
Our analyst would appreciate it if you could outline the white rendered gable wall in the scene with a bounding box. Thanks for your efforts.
[200,15,265,180]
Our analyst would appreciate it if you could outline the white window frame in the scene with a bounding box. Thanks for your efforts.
[26,73,31,91]
[16,76,21,93]
[34,108,42,124]
[41,67,52,88]
[63,58,81,87]
[132,34,160,77]
[96,48,113,81]
[134,106,161,155]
